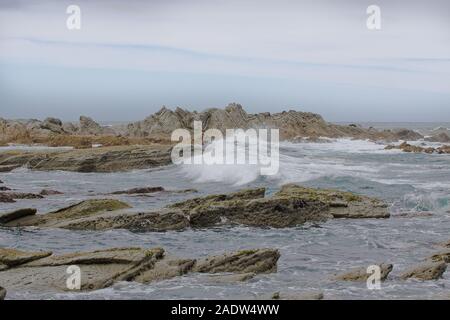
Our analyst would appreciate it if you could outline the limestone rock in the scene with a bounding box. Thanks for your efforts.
[400,262,447,280]
[134,256,196,283]
[110,186,165,195]
[333,263,393,282]
[427,249,450,263]
[0,247,52,268]
[40,189,64,196]
[425,132,450,143]
[194,249,280,274]
[0,145,173,172]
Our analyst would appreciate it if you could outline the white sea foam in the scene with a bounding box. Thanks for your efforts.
[179,139,393,186]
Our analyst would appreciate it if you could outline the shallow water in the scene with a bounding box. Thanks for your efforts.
[1,138,449,300]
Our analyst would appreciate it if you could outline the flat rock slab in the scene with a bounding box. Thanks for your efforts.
[400,262,447,280]
[0,246,280,294]
[0,247,52,268]
[194,249,280,274]
[2,184,389,231]
[0,145,173,172]
[0,208,37,224]
[333,263,393,282]
[207,272,256,284]
[427,249,450,263]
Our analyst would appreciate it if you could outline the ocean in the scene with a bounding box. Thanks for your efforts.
[1,124,449,299]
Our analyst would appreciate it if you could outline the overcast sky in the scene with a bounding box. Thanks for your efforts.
[0,0,449,122]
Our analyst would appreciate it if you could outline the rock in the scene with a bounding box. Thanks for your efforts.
[275,184,390,219]
[333,263,393,281]
[0,286,5,300]
[40,189,64,196]
[41,117,65,134]
[3,184,389,232]
[0,186,11,191]
[110,186,165,195]
[400,262,447,280]
[193,249,280,274]
[0,247,279,293]
[271,291,324,300]
[0,192,43,202]
[133,256,196,283]
[0,208,37,224]
[3,199,131,227]
[427,249,450,263]
[207,272,256,284]
[0,145,173,172]
[0,247,164,292]
[0,179,3,183]
[385,142,450,154]
[0,247,52,268]
[437,240,450,248]
[79,116,103,135]
[0,193,15,203]
[425,132,450,143]
[392,129,423,141]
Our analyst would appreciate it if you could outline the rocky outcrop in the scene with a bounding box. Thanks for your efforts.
[425,132,450,143]
[0,247,279,293]
[427,249,450,263]
[110,186,165,195]
[0,145,173,172]
[400,262,447,281]
[193,249,280,274]
[385,142,450,154]
[125,104,423,141]
[2,184,389,231]
[0,192,43,203]
[2,199,131,228]
[0,286,5,300]
[0,247,52,268]
[332,263,393,281]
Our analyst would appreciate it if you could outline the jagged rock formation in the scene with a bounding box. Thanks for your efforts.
[1,184,389,231]
[125,103,423,141]
[0,247,279,293]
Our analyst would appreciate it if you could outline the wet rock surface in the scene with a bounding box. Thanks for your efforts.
[0,286,5,300]
[0,247,279,294]
[385,142,450,154]
[332,263,393,282]
[400,262,447,281]
[2,184,389,231]
[0,145,173,172]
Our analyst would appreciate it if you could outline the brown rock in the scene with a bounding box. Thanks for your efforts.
[0,247,52,268]
[0,286,6,300]
[400,262,447,280]
[110,186,165,195]
[427,249,450,263]
[333,263,393,281]
[40,189,64,196]
[193,249,280,274]
[271,291,324,300]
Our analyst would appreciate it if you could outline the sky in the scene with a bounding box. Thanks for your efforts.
[0,0,449,122]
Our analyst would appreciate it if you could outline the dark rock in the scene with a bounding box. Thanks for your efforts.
[0,208,37,224]
[0,186,11,191]
[110,186,165,195]
[40,189,64,196]
[0,286,5,300]
[193,249,280,274]
[333,263,393,281]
